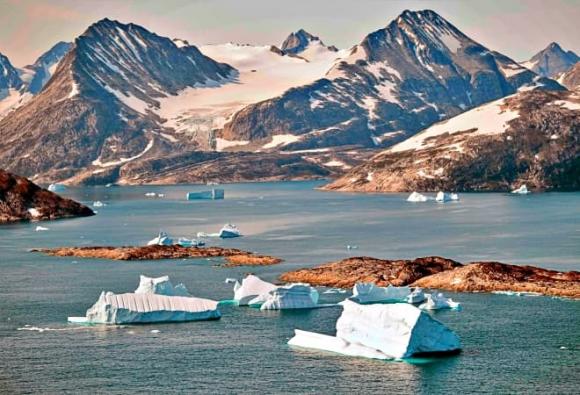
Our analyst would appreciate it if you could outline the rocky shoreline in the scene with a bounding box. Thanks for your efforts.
[280,256,580,298]
[33,245,282,266]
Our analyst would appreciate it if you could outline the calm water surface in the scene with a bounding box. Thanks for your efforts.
[0,181,578,394]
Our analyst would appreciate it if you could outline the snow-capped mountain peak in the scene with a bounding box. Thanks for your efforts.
[522,42,579,78]
[0,52,23,91]
[280,29,338,56]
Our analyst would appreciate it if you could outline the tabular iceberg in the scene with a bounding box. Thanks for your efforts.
[351,283,410,304]
[134,275,190,297]
[232,275,277,305]
[289,300,461,360]
[407,192,430,202]
[419,292,461,310]
[252,283,320,310]
[75,292,220,324]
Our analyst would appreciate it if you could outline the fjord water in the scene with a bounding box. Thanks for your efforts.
[0,181,578,393]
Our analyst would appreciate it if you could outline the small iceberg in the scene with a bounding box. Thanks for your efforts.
[144,192,158,197]
[92,201,105,207]
[406,288,427,304]
[419,292,461,310]
[218,224,241,239]
[70,291,220,324]
[177,237,205,247]
[48,183,66,192]
[435,191,459,203]
[250,283,319,310]
[232,275,277,306]
[407,192,431,202]
[134,275,190,297]
[346,245,358,250]
[186,189,224,200]
[35,225,49,231]
[350,283,411,304]
[147,231,173,246]
[511,185,530,194]
[288,299,461,360]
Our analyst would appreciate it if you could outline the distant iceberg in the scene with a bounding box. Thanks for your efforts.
[435,191,459,203]
[406,288,427,304]
[48,183,66,192]
[419,292,461,310]
[288,300,461,360]
[511,185,530,194]
[134,275,190,297]
[71,291,220,324]
[35,225,49,231]
[147,231,173,246]
[251,283,319,310]
[350,283,410,304]
[186,189,224,200]
[407,192,431,202]
[177,237,205,247]
[219,224,241,238]
[92,201,105,207]
[232,275,277,306]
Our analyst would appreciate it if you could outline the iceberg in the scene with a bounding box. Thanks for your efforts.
[134,275,190,297]
[186,188,224,200]
[219,224,241,238]
[350,283,411,304]
[35,225,49,231]
[419,292,461,310]
[72,291,220,324]
[406,288,427,304]
[288,300,461,360]
[435,191,459,203]
[92,201,105,207]
[177,237,205,247]
[48,183,66,192]
[147,231,173,246]
[232,274,277,305]
[252,283,320,310]
[511,185,530,194]
[407,192,431,202]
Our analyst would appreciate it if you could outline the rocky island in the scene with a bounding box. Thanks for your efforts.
[0,169,93,223]
[33,245,282,266]
[281,256,580,298]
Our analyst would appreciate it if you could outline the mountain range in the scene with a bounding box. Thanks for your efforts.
[0,9,577,190]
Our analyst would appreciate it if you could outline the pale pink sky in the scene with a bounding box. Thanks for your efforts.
[0,0,578,67]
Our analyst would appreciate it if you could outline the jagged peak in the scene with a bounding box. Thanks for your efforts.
[281,29,332,54]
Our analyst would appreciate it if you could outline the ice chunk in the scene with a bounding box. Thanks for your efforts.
[511,185,530,194]
[186,189,224,200]
[224,278,237,284]
[147,231,173,246]
[407,192,431,202]
[48,183,66,192]
[92,201,105,207]
[177,237,205,247]
[35,225,49,231]
[253,283,320,310]
[406,288,427,304]
[82,291,220,324]
[335,300,461,359]
[219,223,241,238]
[435,191,459,203]
[419,292,461,310]
[134,275,190,297]
[346,245,358,250]
[351,283,410,304]
[232,274,277,305]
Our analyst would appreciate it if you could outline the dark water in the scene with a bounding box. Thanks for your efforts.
[0,181,578,394]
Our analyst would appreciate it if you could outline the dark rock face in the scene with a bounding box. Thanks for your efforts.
[279,256,462,287]
[0,19,236,184]
[22,41,73,94]
[221,9,562,151]
[325,89,580,192]
[0,52,23,90]
[559,62,580,89]
[0,169,93,223]
[524,42,579,78]
[280,29,337,55]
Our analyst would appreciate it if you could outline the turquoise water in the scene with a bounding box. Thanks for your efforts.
[0,181,578,393]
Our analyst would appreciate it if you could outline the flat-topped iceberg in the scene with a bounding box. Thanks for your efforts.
[72,291,220,324]
[407,192,431,202]
[232,274,277,305]
[147,231,173,246]
[511,185,530,194]
[350,283,410,304]
[134,275,190,297]
[289,300,461,360]
[436,191,459,202]
[251,283,319,310]
[419,292,461,310]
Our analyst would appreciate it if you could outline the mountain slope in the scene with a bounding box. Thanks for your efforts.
[558,62,580,89]
[0,18,235,183]
[220,10,562,151]
[0,52,28,119]
[19,41,73,94]
[280,29,339,55]
[324,89,580,192]
[522,42,579,78]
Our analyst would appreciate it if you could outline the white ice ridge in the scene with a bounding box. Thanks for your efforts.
[251,283,319,310]
[134,275,190,297]
[76,291,220,324]
[232,275,277,305]
[289,300,461,360]
[350,283,410,304]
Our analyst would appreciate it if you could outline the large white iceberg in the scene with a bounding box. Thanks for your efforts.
[72,292,220,324]
[435,191,459,203]
[511,185,530,194]
[232,275,277,305]
[251,283,319,310]
[350,283,410,304]
[289,300,461,360]
[406,192,431,202]
[134,275,190,297]
[419,292,461,310]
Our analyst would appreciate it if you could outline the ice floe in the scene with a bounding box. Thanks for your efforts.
[419,292,461,310]
[288,300,461,360]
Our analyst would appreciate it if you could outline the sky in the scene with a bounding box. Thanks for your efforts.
[0,0,578,67]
